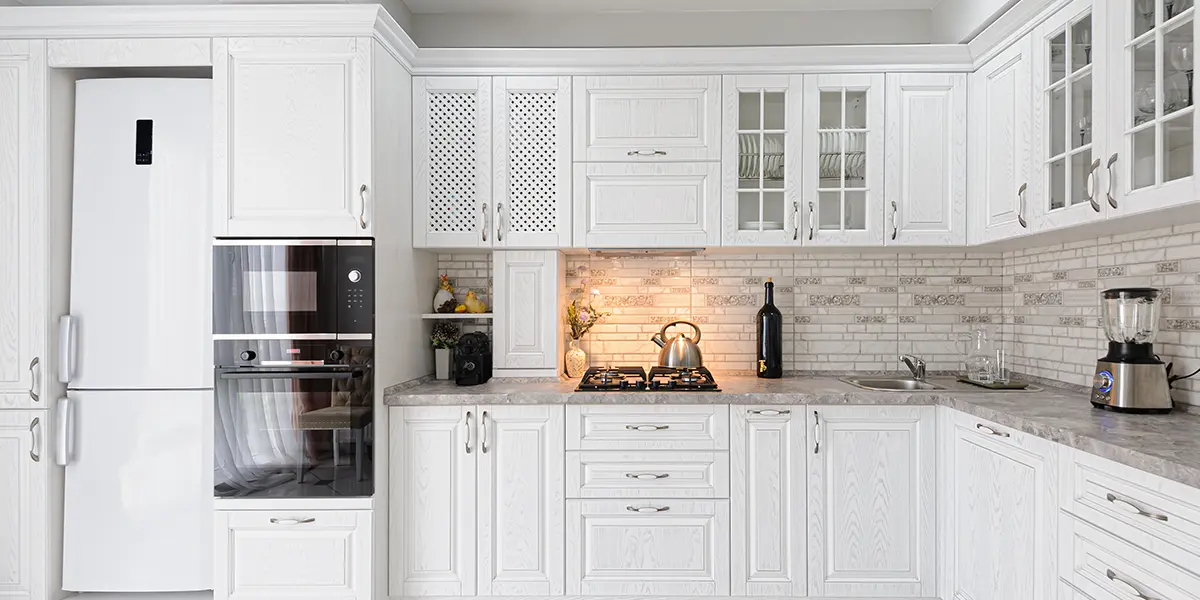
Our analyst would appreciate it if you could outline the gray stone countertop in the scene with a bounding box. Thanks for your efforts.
[384,375,1200,490]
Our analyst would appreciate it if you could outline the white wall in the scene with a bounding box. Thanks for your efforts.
[930,0,1018,43]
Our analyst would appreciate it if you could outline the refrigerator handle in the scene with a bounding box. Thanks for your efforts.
[58,316,76,384]
[56,397,74,466]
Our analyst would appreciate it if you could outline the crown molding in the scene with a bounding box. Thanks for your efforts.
[967,0,1068,68]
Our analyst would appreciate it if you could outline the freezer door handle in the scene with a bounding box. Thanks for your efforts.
[58,316,77,384]
[56,397,74,466]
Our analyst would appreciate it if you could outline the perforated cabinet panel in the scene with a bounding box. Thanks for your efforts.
[429,91,479,234]
[507,91,558,234]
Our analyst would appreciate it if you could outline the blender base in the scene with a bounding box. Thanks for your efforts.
[1091,401,1173,415]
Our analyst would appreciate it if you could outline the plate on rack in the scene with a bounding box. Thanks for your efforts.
[741,220,785,231]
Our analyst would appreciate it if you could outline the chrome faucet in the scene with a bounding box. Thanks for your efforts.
[899,355,927,381]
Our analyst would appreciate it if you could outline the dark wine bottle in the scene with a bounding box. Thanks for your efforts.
[756,278,783,378]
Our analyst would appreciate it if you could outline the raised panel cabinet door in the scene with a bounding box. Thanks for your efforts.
[0,41,46,403]
[0,409,49,600]
[492,251,563,375]
[806,406,936,597]
[214,510,371,600]
[573,75,721,162]
[414,76,493,248]
[969,36,1035,243]
[884,73,968,246]
[213,37,372,238]
[493,77,572,248]
[477,406,565,595]
[730,406,805,596]
[389,407,477,597]
[573,162,721,248]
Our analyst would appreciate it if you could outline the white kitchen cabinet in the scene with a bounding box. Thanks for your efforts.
[730,406,805,596]
[492,250,564,377]
[573,162,721,247]
[567,405,730,451]
[806,406,935,597]
[801,73,886,246]
[0,41,46,405]
[721,75,803,246]
[945,411,1058,600]
[969,36,1036,243]
[212,37,373,238]
[884,73,968,245]
[567,450,728,499]
[493,77,572,248]
[213,509,372,600]
[573,75,721,162]
[1060,515,1200,600]
[0,409,50,600]
[414,76,493,248]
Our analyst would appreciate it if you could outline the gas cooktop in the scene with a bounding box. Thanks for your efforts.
[575,366,720,392]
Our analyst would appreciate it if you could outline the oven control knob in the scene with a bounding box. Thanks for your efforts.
[239,350,256,362]
[347,269,362,283]
[329,349,346,362]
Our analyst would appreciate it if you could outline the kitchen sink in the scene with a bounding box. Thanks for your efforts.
[841,377,945,391]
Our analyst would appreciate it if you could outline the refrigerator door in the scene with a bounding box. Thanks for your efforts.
[62,390,212,592]
[68,78,212,390]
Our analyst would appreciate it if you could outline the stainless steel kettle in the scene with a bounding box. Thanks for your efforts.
[650,320,704,368]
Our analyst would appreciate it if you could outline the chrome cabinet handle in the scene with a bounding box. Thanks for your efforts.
[627,149,667,156]
[808,201,815,240]
[465,411,474,454]
[1017,183,1028,228]
[626,505,670,513]
[749,409,790,416]
[29,417,40,462]
[625,424,669,431]
[481,410,490,454]
[1087,159,1101,212]
[28,357,39,402]
[791,201,800,241]
[890,201,899,240]
[270,517,316,525]
[358,184,369,229]
[626,473,670,480]
[496,204,504,243]
[1107,153,1119,209]
[976,423,1011,437]
[481,203,488,242]
[812,410,821,454]
[1106,493,1169,522]
[1106,569,1155,600]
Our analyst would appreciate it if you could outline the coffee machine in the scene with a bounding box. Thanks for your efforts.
[1092,288,1173,413]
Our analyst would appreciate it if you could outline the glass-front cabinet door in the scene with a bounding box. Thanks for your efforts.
[1110,0,1198,215]
[802,74,885,246]
[721,75,802,245]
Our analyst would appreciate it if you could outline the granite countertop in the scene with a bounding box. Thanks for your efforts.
[384,375,1200,490]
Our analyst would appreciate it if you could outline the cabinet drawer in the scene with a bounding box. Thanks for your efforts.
[566,499,730,595]
[567,451,729,498]
[1063,516,1200,600]
[573,75,720,162]
[567,405,729,450]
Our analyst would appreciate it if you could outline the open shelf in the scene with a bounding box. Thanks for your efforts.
[422,313,494,320]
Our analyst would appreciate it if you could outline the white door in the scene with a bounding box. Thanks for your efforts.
[802,73,886,246]
[573,75,721,162]
[0,408,48,600]
[0,42,45,404]
[414,76,493,248]
[493,251,562,375]
[493,77,572,248]
[730,406,805,596]
[884,73,968,245]
[477,406,565,595]
[722,75,803,246]
[214,510,371,600]
[946,413,1058,600]
[390,406,477,597]
[970,37,1035,243]
[1032,0,1111,231]
[566,499,730,595]
[573,162,721,248]
[212,37,372,238]
[807,406,935,597]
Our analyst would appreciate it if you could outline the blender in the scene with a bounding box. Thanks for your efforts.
[1092,288,1172,413]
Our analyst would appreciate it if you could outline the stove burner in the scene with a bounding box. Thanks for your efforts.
[576,366,720,391]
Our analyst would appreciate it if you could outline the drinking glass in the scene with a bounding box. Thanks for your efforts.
[992,349,1010,384]
[1171,43,1195,105]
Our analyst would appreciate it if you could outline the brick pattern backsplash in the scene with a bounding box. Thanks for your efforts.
[436,254,492,336]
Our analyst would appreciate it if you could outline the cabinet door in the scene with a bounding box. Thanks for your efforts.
[214,510,371,600]
[802,73,886,246]
[573,75,721,162]
[573,162,721,248]
[477,406,565,595]
[947,413,1058,600]
[493,77,572,248]
[213,37,372,238]
[722,75,803,246]
[807,406,935,597]
[730,406,805,596]
[0,41,45,404]
[884,73,968,245]
[493,251,562,375]
[390,407,477,596]
[1032,0,1111,231]
[414,76,493,248]
[0,409,49,600]
[970,37,1035,243]
[1108,0,1198,216]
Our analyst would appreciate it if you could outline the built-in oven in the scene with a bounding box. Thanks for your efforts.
[213,239,374,339]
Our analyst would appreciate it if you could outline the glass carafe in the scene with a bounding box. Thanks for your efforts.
[1100,288,1162,343]
[962,326,996,383]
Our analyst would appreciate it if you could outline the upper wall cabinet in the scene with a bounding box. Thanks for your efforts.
[573,162,721,247]
[721,75,803,246]
[573,76,721,162]
[801,74,886,246]
[212,37,373,238]
[493,77,572,248]
[415,76,493,248]
[884,73,968,246]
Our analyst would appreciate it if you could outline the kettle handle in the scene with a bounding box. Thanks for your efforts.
[660,320,701,343]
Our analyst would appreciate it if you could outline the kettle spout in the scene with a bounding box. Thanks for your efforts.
[650,333,666,348]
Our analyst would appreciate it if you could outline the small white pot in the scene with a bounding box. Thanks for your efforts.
[435,348,453,380]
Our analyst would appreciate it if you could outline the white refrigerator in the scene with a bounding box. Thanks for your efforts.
[59,78,214,592]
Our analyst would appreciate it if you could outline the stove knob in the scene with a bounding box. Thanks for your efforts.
[239,350,256,362]
[329,349,346,362]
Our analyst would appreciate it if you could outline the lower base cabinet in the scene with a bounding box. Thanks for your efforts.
[0,409,50,600]
[214,509,372,600]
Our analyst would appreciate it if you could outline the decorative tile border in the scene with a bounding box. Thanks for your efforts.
[1098,266,1125,277]
[952,276,973,284]
[1023,292,1063,306]
[604,295,655,307]
[706,294,756,307]
[795,277,823,285]
[914,294,965,306]
[1058,316,1086,326]
[960,315,993,324]
[899,276,928,285]
[1014,274,1034,283]
[1157,261,1181,273]
[809,294,861,306]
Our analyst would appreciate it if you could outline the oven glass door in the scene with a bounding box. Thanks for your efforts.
[214,241,339,337]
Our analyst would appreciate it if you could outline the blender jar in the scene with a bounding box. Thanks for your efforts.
[1100,288,1162,344]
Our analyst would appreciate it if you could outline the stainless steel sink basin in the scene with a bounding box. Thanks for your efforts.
[841,377,945,391]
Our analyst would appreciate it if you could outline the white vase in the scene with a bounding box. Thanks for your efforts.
[565,340,587,378]
[433,288,455,312]
[435,348,453,380]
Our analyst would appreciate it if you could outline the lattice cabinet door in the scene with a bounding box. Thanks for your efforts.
[493,77,572,248]
[414,76,493,248]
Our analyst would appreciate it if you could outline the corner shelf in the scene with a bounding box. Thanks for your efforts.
[422,313,494,320]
